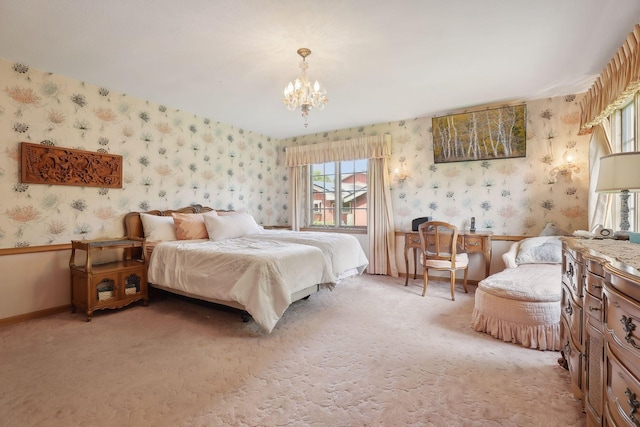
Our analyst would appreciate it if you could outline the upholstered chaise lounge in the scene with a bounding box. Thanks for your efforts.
[471,236,562,351]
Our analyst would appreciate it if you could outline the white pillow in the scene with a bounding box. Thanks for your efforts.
[204,212,261,241]
[502,241,520,269]
[538,222,571,236]
[515,236,561,265]
[139,213,177,241]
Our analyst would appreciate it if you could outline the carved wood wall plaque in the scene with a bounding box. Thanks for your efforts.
[20,142,123,188]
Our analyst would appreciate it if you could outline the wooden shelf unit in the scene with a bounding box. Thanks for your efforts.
[69,238,148,321]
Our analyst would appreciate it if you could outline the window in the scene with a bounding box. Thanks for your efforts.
[610,94,638,231]
[310,160,367,228]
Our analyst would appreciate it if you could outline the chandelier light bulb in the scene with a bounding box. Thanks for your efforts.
[283,48,329,127]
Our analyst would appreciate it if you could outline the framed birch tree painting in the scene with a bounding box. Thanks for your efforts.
[432,104,526,163]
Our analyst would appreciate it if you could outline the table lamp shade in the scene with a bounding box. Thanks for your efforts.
[595,152,640,193]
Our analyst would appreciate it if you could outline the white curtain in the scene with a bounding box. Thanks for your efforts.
[288,165,308,231]
[588,119,613,229]
[367,155,398,276]
[285,134,398,276]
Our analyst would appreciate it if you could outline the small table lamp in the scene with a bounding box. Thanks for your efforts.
[595,152,640,238]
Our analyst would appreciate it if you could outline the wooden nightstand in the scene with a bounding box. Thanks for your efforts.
[262,225,292,230]
[69,238,148,321]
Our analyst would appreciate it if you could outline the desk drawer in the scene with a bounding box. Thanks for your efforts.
[464,236,484,252]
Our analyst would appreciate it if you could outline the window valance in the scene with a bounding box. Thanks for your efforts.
[285,134,391,166]
[579,24,640,135]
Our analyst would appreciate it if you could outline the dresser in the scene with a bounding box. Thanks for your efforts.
[403,230,492,285]
[560,238,640,427]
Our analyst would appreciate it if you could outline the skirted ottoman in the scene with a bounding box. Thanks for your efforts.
[471,237,562,351]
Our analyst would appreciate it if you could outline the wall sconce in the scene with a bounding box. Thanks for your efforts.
[550,153,580,181]
[394,159,410,183]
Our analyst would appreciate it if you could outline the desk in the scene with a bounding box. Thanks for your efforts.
[403,230,492,285]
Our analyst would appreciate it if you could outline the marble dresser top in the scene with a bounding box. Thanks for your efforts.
[569,238,640,272]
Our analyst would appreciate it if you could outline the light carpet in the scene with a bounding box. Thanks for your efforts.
[0,274,584,427]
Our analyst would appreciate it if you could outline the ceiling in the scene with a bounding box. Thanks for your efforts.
[1,1,639,139]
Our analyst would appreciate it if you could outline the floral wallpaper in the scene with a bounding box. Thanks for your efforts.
[0,56,590,250]
[283,95,590,236]
[0,58,287,249]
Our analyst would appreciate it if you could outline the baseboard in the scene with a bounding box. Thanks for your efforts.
[0,276,479,327]
[0,305,71,328]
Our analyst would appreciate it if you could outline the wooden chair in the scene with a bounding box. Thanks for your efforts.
[418,221,469,300]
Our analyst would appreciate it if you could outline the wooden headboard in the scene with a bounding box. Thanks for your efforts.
[123,204,215,239]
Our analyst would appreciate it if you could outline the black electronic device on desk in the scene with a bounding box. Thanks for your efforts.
[412,216,432,231]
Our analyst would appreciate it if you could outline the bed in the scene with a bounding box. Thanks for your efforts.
[246,229,368,282]
[123,205,368,332]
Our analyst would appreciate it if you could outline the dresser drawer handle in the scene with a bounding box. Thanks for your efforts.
[467,241,480,246]
[565,302,573,316]
[593,284,602,289]
[588,306,601,312]
[625,388,640,427]
[567,263,574,277]
[621,315,640,350]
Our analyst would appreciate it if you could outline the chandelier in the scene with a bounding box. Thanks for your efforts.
[283,48,329,127]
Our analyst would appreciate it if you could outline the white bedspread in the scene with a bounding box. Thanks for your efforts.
[249,230,369,281]
[148,238,331,333]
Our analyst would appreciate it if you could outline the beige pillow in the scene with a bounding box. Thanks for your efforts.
[172,211,217,240]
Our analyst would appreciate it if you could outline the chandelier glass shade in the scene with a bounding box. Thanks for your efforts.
[283,48,328,127]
